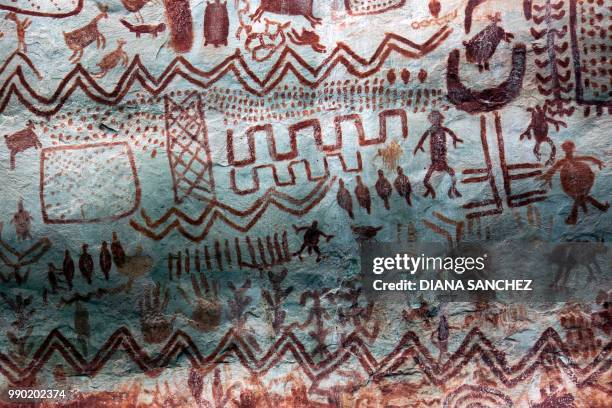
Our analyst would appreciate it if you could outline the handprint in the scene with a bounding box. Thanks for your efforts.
[139,283,175,344]
[178,271,221,332]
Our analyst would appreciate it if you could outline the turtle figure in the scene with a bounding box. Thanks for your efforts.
[540,141,609,224]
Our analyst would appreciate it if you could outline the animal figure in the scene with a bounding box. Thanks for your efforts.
[92,40,128,78]
[10,199,33,240]
[540,141,609,224]
[414,110,463,199]
[355,176,371,214]
[336,179,354,219]
[463,14,514,72]
[251,0,322,27]
[63,4,108,63]
[4,124,41,170]
[5,12,30,53]
[120,19,166,38]
[163,0,193,53]
[244,18,290,61]
[520,104,567,165]
[394,167,412,206]
[204,0,229,47]
[351,225,383,242]
[548,239,607,288]
[287,28,326,53]
[375,170,392,210]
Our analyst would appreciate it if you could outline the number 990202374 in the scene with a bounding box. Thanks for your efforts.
[5,388,76,402]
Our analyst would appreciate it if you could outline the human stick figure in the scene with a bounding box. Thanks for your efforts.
[414,111,464,199]
[292,221,334,263]
[539,141,608,225]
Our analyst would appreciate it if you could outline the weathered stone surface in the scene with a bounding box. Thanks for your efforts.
[0,0,610,406]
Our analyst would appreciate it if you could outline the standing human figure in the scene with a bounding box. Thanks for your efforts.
[292,221,334,262]
[414,111,463,198]
[540,141,608,224]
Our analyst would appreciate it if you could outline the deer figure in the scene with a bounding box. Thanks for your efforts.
[63,4,109,63]
[251,0,322,28]
[91,39,128,78]
[5,13,31,53]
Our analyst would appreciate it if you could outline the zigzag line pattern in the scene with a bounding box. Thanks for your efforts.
[0,27,452,117]
[130,177,337,242]
[0,326,609,390]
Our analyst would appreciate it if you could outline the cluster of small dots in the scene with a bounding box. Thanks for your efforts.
[578,0,612,98]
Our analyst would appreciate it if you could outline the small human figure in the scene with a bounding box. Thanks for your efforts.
[79,244,93,285]
[414,110,463,199]
[336,179,354,219]
[394,166,412,206]
[111,232,126,267]
[99,241,112,280]
[63,250,74,291]
[355,175,371,214]
[375,169,393,210]
[539,141,608,224]
[10,199,33,240]
[292,221,334,262]
[5,12,31,53]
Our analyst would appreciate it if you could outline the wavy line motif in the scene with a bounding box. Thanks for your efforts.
[0,326,609,390]
[0,27,452,117]
[130,177,337,242]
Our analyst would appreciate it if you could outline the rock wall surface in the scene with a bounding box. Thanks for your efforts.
[0,0,610,406]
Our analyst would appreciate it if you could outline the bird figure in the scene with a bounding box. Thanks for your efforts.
[63,250,74,290]
[463,13,514,72]
[47,263,59,294]
[99,241,112,280]
[111,232,126,268]
[351,225,383,242]
[336,179,354,219]
[375,169,393,210]
[394,166,412,206]
[354,175,371,214]
[79,244,94,285]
